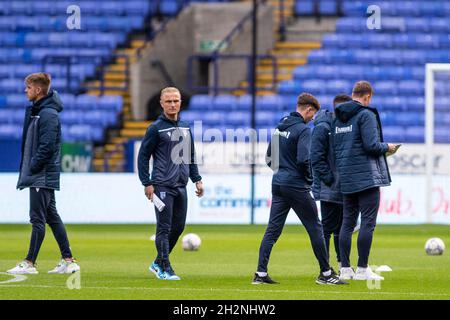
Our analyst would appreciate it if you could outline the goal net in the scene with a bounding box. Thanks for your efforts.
[425,63,450,224]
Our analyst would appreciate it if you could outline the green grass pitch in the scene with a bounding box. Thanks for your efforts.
[0,224,449,300]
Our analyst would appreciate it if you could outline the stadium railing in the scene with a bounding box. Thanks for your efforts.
[187,54,278,95]
[42,54,130,95]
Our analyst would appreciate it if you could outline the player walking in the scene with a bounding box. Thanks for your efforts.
[138,87,204,281]
[253,93,347,285]
[7,73,79,275]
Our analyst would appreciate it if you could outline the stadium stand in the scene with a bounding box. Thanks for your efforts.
[186,0,450,143]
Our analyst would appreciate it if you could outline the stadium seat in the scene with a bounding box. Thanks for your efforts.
[213,95,237,111]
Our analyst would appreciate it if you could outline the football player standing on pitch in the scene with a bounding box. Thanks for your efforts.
[138,87,204,281]
[8,73,80,275]
[311,94,352,271]
[332,81,398,281]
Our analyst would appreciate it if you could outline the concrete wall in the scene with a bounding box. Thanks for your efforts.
[209,5,274,93]
[131,3,274,120]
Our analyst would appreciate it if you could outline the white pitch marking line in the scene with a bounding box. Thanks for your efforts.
[0,284,449,297]
[0,272,28,285]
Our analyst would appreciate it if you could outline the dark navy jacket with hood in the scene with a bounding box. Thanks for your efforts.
[266,112,313,190]
[311,109,343,203]
[17,90,63,190]
[332,100,391,194]
[138,113,202,188]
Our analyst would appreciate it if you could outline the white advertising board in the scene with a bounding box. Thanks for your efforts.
[0,173,449,224]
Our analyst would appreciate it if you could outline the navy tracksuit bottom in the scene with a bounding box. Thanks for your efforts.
[320,201,343,263]
[257,185,330,273]
[154,186,187,270]
[26,188,72,263]
[339,187,380,268]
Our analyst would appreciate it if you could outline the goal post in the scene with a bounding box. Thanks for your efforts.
[425,63,450,224]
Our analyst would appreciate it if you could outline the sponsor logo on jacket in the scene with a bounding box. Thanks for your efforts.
[335,125,353,134]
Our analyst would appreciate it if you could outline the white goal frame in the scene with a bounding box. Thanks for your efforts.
[425,63,450,223]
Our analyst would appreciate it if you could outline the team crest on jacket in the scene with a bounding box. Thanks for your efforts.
[160,192,166,200]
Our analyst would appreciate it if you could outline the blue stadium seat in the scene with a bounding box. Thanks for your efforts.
[61,111,83,125]
[395,112,425,126]
[319,1,337,16]
[214,95,237,111]
[159,0,181,16]
[299,80,326,95]
[383,126,405,142]
[373,81,398,95]
[398,80,423,96]
[326,80,351,94]
[256,111,277,127]
[0,124,22,139]
[76,94,99,110]
[203,112,224,126]
[257,95,283,111]
[189,95,213,110]
[180,111,202,123]
[98,96,123,111]
[295,0,314,15]
[6,94,28,108]
[405,126,425,143]
[435,127,450,143]
[225,112,250,127]
[278,81,298,95]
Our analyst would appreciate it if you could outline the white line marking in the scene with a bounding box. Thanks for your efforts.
[0,284,449,297]
[0,272,28,285]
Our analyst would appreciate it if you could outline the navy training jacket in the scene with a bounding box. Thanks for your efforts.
[311,109,343,204]
[332,100,391,194]
[266,112,313,190]
[17,90,63,191]
[137,114,202,188]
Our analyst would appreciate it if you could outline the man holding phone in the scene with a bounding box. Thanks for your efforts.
[332,81,399,281]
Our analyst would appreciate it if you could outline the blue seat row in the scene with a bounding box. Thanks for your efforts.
[0,32,126,49]
[181,110,285,127]
[0,1,152,16]
[336,17,450,33]
[0,48,110,63]
[0,94,123,112]
[0,78,81,93]
[322,33,450,50]
[189,94,287,111]
[294,65,425,81]
[278,79,428,96]
[308,49,450,65]
[342,0,450,17]
[0,108,118,127]
[0,64,96,81]
[0,16,145,32]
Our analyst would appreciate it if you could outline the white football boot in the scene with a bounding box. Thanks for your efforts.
[48,259,80,274]
[7,261,38,275]
[353,266,384,281]
[339,267,355,280]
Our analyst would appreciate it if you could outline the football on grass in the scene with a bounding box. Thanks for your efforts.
[425,237,445,255]
[182,233,201,251]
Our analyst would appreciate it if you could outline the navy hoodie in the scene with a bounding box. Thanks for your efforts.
[17,90,63,190]
[332,100,391,194]
[311,109,343,203]
[138,114,202,188]
[266,112,313,190]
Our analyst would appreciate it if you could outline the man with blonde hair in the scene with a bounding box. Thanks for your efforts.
[138,87,204,281]
[7,73,80,275]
